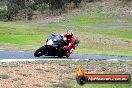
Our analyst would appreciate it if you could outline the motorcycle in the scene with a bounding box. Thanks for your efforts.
[34,34,79,58]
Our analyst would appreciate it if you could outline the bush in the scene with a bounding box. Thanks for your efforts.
[6,0,25,20]
[32,3,49,14]
[27,7,33,20]
[0,10,7,21]
[1,0,83,21]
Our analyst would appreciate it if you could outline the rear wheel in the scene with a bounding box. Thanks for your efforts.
[34,46,46,57]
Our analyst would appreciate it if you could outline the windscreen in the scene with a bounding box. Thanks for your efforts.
[48,34,62,42]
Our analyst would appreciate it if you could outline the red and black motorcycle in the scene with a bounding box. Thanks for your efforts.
[34,34,79,58]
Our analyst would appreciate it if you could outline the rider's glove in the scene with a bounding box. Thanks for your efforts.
[64,46,69,50]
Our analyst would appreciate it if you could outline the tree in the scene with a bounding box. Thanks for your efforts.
[6,0,25,20]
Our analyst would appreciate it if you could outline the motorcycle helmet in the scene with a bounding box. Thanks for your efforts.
[66,30,73,39]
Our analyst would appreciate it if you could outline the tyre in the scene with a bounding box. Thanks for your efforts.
[34,46,46,57]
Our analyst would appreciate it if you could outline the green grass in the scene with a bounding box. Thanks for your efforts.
[59,12,132,26]
[61,13,117,26]
[0,22,67,50]
[53,79,132,88]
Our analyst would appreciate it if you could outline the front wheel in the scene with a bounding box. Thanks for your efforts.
[34,46,46,57]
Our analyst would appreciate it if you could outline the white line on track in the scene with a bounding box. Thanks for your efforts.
[0,59,83,62]
[18,51,25,52]
[106,59,119,61]
[0,59,130,62]
[0,50,5,51]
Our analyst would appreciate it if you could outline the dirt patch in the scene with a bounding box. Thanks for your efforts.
[0,60,132,88]
[0,62,75,88]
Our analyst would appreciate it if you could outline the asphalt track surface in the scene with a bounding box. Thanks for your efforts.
[0,51,132,61]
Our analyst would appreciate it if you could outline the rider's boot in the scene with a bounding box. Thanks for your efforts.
[65,52,70,58]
